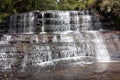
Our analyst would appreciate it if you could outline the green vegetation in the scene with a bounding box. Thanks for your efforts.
[0,0,120,26]
[97,0,120,25]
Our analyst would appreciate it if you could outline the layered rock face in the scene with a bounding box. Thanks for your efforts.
[0,31,120,72]
[0,11,120,73]
[2,10,102,34]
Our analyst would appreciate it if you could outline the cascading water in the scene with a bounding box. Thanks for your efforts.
[7,11,35,33]
[0,10,120,72]
[82,10,92,30]
[5,10,101,34]
[93,31,110,62]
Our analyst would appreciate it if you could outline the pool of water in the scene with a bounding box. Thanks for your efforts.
[1,62,120,80]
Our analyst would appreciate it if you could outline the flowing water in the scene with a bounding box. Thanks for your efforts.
[4,10,101,33]
[0,10,120,80]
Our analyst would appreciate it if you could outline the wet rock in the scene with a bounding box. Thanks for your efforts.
[15,72,31,79]
[11,61,21,67]
[16,55,24,59]
[37,13,42,19]
[44,13,53,18]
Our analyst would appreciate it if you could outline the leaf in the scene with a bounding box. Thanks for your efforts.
[5,0,10,3]
[107,7,111,12]
[12,9,17,14]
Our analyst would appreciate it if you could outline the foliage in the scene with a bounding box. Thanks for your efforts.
[0,0,95,22]
[97,0,120,25]
[0,0,96,13]
[0,0,120,25]
[98,0,120,16]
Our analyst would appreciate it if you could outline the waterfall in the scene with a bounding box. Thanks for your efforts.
[70,11,79,31]
[92,31,110,62]
[0,35,11,44]
[82,10,92,30]
[0,10,120,71]
[8,11,35,33]
[0,47,16,71]
[5,10,102,34]
[43,11,70,32]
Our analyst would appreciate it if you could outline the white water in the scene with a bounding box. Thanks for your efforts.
[0,31,119,70]
[0,35,11,44]
[6,10,102,34]
[8,11,35,33]
[1,10,119,71]
[93,31,110,62]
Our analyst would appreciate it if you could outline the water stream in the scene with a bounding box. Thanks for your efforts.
[0,10,120,72]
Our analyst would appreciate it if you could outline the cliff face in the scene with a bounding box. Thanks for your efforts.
[0,31,120,76]
[0,10,119,34]
[0,10,120,80]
